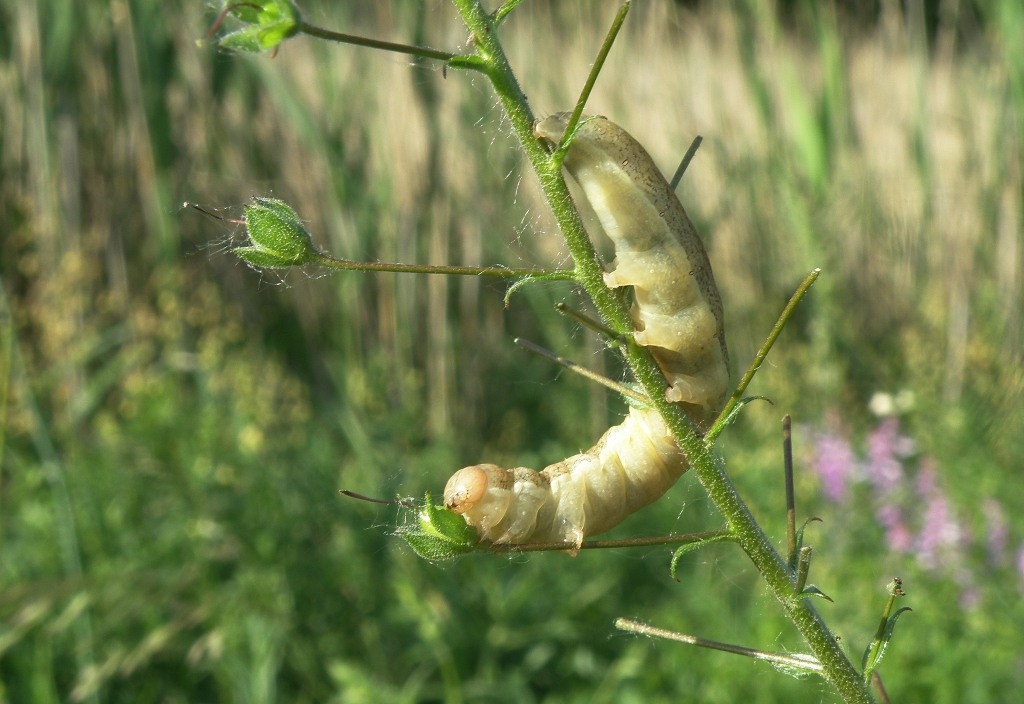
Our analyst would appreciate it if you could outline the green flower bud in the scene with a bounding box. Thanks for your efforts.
[217,1,300,53]
[234,196,320,269]
[396,493,478,561]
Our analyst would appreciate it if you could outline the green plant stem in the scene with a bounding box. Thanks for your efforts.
[484,530,732,554]
[554,302,623,343]
[448,0,630,332]
[558,1,632,156]
[669,135,703,191]
[615,618,824,673]
[514,337,648,406]
[716,268,820,427]
[451,3,873,701]
[783,414,798,567]
[313,253,569,280]
[298,20,456,62]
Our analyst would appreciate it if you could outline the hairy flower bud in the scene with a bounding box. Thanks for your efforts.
[234,196,320,268]
[216,1,300,54]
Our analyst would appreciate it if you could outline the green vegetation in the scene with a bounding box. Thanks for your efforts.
[1,1,1021,701]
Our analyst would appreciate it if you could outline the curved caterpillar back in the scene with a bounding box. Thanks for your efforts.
[442,114,729,547]
[537,113,729,426]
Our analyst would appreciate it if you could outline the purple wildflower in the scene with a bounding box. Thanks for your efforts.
[876,503,912,553]
[916,487,963,571]
[864,417,912,493]
[914,459,938,497]
[810,418,859,503]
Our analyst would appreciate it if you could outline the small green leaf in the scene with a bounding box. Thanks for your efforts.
[236,196,320,269]
[862,606,912,677]
[861,579,911,679]
[227,4,266,24]
[791,517,822,568]
[794,544,813,593]
[396,493,478,562]
[418,497,478,544]
[767,653,820,679]
[798,584,834,602]
[670,533,733,580]
[217,1,301,53]
[706,395,772,443]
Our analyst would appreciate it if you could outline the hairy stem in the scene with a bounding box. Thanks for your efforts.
[314,253,570,280]
[485,530,732,554]
[615,618,824,673]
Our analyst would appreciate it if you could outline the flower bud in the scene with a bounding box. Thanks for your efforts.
[396,494,478,561]
[217,1,300,54]
[234,196,320,268]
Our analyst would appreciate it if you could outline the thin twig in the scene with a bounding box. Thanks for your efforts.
[871,671,892,704]
[340,490,417,509]
[484,530,732,554]
[669,135,703,191]
[714,269,820,429]
[557,1,632,160]
[783,415,797,567]
[450,3,872,699]
[554,302,624,343]
[615,619,823,673]
[514,337,648,405]
[299,21,456,62]
[315,253,572,279]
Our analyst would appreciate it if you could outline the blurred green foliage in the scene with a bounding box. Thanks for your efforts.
[1,1,1022,702]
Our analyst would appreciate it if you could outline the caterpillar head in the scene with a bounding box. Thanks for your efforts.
[443,465,491,514]
[443,464,524,542]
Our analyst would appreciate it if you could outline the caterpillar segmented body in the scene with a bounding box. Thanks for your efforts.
[442,114,729,547]
[444,406,684,547]
[538,113,729,425]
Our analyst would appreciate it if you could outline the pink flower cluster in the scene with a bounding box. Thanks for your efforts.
[806,412,1010,608]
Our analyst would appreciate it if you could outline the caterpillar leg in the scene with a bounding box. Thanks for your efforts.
[663,364,730,408]
[631,305,718,359]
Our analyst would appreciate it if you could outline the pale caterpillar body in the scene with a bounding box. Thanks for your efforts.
[444,406,684,547]
[442,114,729,547]
[536,113,729,425]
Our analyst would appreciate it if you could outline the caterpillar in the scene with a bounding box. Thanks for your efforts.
[538,113,730,424]
[442,114,729,547]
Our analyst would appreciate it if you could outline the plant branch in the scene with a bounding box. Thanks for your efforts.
[615,618,824,673]
[450,3,871,701]
[557,1,632,159]
[783,414,798,567]
[714,268,820,430]
[298,20,457,63]
[484,529,732,554]
[313,252,570,279]
[669,135,703,191]
[514,337,648,405]
[554,301,624,343]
